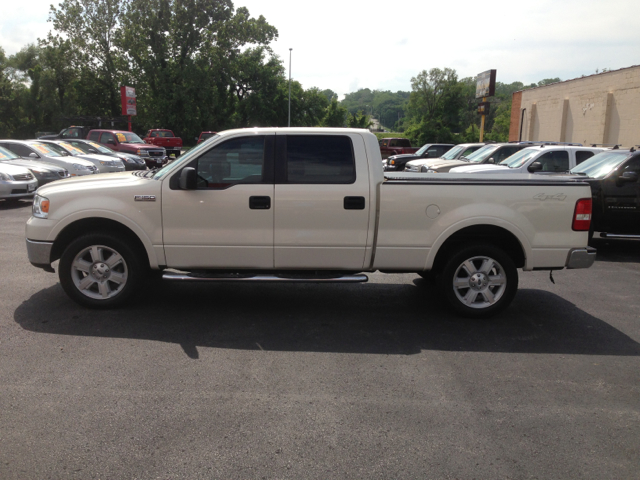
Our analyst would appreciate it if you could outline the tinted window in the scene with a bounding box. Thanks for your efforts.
[494,146,521,163]
[286,135,355,184]
[398,139,412,147]
[196,136,265,189]
[88,131,101,141]
[538,150,570,172]
[575,151,595,165]
[389,140,398,147]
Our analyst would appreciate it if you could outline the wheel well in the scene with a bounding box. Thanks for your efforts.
[431,225,526,273]
[51,218,150,268]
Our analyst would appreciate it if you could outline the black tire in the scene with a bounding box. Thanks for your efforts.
[439,244,518,318]
[59,232,144,309]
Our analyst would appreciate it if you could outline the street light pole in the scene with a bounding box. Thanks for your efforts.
[288,48,292,128]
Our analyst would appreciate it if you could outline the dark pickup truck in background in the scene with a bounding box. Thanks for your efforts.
[384,143,455,171]
[38,126,93,140]
[143,129,183,157]
[560,148,640,240]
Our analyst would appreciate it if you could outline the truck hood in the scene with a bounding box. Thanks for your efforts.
[122,143,163,150]
[388,153,420,161]
[2,159,65,173]
[414,159,467,170]
[449,164,509,173]
[38,171,143,196]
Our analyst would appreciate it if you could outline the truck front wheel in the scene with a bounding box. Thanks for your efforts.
[440,244,518,318]
[59,233,143,309]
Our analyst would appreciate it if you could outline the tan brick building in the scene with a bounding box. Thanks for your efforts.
[509,66,640,148]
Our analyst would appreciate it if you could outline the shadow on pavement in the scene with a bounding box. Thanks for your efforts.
[14,278,640,359]
[591,238,640,264]
[0,198,32,210]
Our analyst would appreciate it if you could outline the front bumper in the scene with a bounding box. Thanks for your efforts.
[0,179,38,199]
[26,238,54,271]
[565,247,597,269]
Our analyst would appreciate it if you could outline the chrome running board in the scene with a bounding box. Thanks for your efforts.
[599,233,640,240]
[162,271,369,283]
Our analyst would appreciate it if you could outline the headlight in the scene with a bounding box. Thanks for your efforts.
[32,194,50,218]
[389,160,395,165]
[118,156,134,163]
[72,163,91,170]
[136,149,150,156]
[0,172,12,181]
[421,167,437,173]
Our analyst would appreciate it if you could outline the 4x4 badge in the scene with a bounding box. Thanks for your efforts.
[134,195,156,202]
[534,193,567,201]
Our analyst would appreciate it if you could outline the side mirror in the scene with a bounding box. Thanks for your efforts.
[180,167,197,190]
[619,171,639,183]
[528,162,543,172]
[194,137,198,142]
[88,148,98,153]
[29,152,39,158]
[487,157,495,164]
[106,139,115,145]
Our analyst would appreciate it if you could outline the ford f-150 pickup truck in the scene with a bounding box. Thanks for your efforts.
[25,128,596,317]
[143,129,183,157]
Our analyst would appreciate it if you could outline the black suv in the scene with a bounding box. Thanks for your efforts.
[384,143,454,171]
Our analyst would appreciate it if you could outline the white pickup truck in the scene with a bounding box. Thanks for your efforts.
[26,128,596,317]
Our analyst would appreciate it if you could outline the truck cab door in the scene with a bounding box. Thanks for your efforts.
[162,134,275,269]
[273,133,372,270]
[602,157,640,233]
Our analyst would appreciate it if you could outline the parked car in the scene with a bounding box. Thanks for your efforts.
[404,143,486,172]
[86,129,167,168]
[196,131,217,144]
[413,142,553,173]
[449,145,608,175]
[379,137,419,160]
[37,140,125,174]
[38,126,93,141]
[26,127,595,317]
[60,139,147,171]
[555,148,640,239]
[143,129,183,157]
[0,146,69,187]
[384,143,454,171]
[0,162,37,202]
[0,140,98,176]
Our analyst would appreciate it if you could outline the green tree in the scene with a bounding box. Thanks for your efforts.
[321,97,347,127]
[346,110,372,129]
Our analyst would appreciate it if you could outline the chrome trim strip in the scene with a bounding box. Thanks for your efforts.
[565,247,597,269]
[26,239,54,265]
[162,273,369,283]
[599,233,640,240]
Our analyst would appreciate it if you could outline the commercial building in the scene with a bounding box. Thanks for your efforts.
[509,66,640,148]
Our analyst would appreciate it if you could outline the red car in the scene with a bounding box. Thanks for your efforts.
[143,129,183,157]
[86,129,167,168]
[379,137,419,160]
[196,131,217,144]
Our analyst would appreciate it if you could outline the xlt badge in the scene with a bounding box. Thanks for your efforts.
[134,195,156,202]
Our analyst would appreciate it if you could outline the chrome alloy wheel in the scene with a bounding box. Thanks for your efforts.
[452,255,507,309]
[70,245,128,299]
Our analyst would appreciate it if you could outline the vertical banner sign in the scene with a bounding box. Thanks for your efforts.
[475,70,496,142]
[120,86,136,131]
[120,86,137,115]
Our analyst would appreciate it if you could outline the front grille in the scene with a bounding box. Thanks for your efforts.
[13,173,34,181]
[148,150,165,157]
[59,170,69,177]
[11,189,27,194]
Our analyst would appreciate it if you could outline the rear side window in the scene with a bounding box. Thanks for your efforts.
[286,135,355,184]
[575,151,595,165]
[398,139,412,147]
[88,131,101,141]
[2,143,34,157]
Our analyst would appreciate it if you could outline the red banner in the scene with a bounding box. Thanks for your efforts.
[120,86,137,116]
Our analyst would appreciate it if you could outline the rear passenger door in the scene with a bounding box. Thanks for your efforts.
[273,133,371,270]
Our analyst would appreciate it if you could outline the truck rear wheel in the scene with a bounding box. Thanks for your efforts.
[59,233,143,309]
[440,244,518,318]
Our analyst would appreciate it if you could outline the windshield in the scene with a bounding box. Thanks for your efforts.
[0,146,20,160]
[29,142,65,157]
[200,133,215,141]
[116,132,145,144]
[465,145,499,163]
[152,134,220,179]
[501,149,538,168]
[68,141,114,154]
[441,145,464,160]
[569,151,629,179]
[58,142,87,155]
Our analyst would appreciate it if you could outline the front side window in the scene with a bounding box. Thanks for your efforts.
[0,146,20,160]
[101,133,117,145]
[88,131,101,141]
[575,150,595,164]
[195,136,265,189]
[286,135,355,184]
[441,145,464,160]
[28,143,64,157]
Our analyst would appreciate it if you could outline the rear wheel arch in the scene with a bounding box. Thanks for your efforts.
[429,225,526,276]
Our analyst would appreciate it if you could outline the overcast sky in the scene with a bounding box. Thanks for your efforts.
[2,0,638,97]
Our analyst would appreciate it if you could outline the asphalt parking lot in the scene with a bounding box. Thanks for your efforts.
[1,198,639,479]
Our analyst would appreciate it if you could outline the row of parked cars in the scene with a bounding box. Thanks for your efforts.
[0,135,153,203]
[383,140,640,239]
